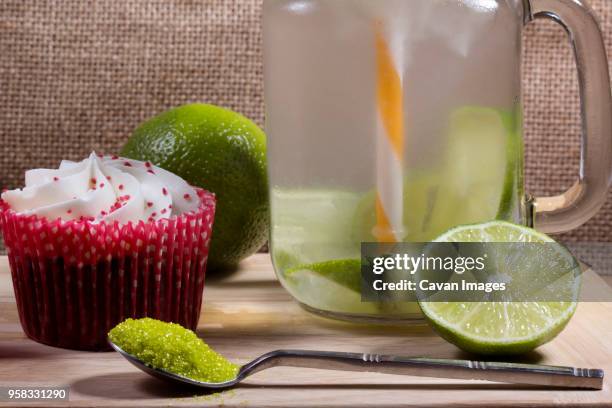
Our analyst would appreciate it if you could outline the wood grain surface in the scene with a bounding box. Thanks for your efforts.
[0,254,611,407]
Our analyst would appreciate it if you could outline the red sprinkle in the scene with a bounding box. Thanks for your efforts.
[67,209,72,214]
[53,177,59,181]
[168,204,172,209]
[147,169,155,175]
[161,208,167,214]
[91,178,97,184]
[97,152,104,158]
[147,202,153,208]
[107,176,112,181]
[118,184,124,190]
[99,183,105,188]
[151,212,157,217]
[111,155,119,160]
[124,162,132,167]
[145,162,152,168]
[184,193,191,200]
[100,210,107,216]
[162,188,168,196]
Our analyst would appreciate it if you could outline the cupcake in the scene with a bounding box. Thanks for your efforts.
[0,153,216,350]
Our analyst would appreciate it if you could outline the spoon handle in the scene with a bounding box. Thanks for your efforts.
[240,350,603,389]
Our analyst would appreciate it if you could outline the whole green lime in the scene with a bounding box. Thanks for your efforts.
[121,103,268,270]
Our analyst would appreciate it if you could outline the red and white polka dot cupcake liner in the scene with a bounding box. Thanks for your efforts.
[0,188,215,351]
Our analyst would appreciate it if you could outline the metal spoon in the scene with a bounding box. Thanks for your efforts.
[109,340,603,390]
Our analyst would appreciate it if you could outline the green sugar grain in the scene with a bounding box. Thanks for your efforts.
[109,318,238,383]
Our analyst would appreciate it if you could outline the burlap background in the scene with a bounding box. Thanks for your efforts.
[0,0,610,243]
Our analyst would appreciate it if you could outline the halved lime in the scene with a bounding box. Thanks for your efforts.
[418,221,580,355]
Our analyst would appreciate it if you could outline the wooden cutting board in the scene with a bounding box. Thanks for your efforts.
[0,254,611,407]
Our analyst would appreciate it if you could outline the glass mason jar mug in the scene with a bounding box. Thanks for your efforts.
[264,0,612,321]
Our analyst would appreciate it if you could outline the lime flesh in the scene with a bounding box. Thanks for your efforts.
[418,221,580,355]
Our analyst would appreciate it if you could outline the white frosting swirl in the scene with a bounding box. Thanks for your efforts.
[1,153,200,223]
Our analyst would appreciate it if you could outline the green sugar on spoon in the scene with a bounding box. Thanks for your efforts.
[108,318,238,383]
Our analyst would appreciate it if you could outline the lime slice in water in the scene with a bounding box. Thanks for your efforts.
[271,189,361,266]
[445,106,520,222]
[418,221,580,355]
[271,190,378,314]
[352,171,460,243]
[352,107,520,243]
[285,259,422,316]
[284,259,379,314]
[285,259,362,293]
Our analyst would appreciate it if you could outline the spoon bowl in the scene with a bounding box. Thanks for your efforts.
[110,341,239,389]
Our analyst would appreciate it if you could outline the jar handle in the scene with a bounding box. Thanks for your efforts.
[525,0,612,233]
